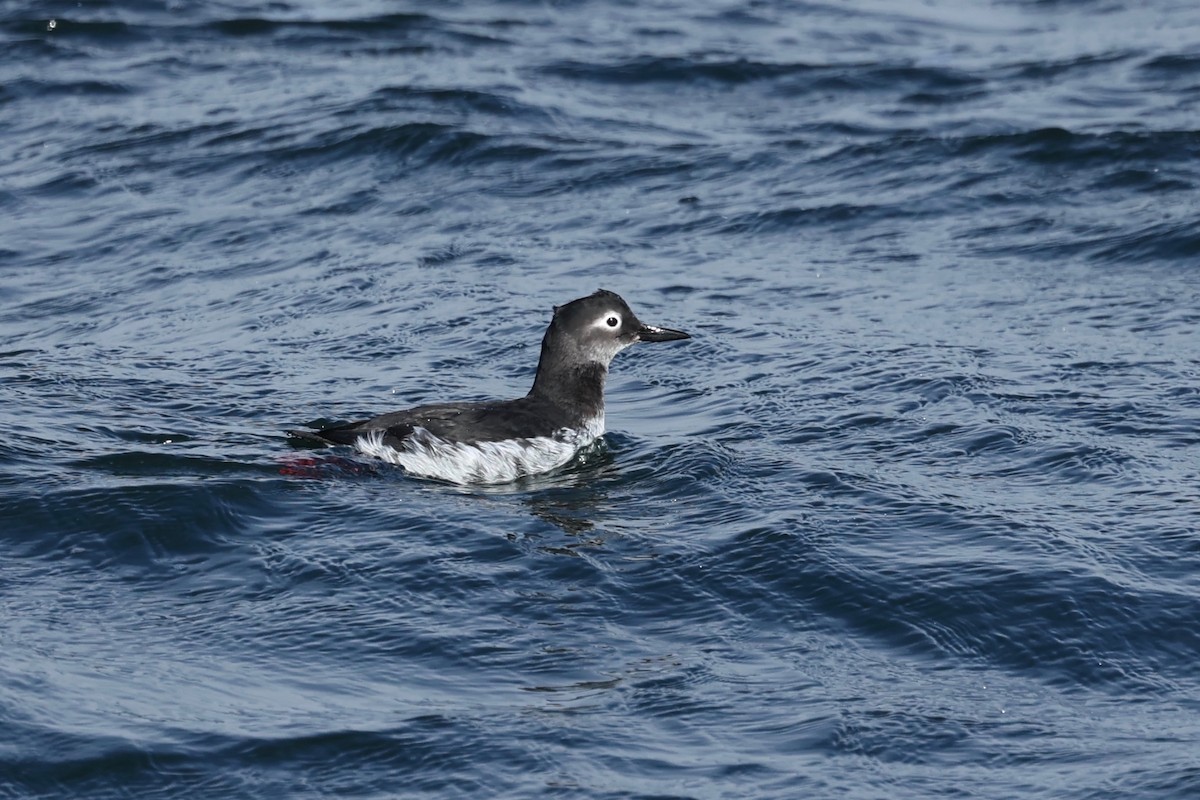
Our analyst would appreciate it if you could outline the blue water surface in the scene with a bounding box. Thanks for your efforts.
[2,1,1199,797]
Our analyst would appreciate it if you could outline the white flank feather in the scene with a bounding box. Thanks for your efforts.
[355,415,605,485]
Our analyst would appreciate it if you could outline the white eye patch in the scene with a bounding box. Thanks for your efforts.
[593,312,622,330]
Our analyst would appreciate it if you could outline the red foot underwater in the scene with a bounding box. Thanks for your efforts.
[278,454,379,479]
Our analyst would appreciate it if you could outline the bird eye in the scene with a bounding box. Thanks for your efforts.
[606,316,619,328]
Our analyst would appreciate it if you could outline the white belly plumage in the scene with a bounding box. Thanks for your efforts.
[354,415,605,485]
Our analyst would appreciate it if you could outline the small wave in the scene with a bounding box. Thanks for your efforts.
[539,55,822,85]
[256,122,553,171]
[1137,52,1200,76]
[208,13,432,38]
[1,77,133,101]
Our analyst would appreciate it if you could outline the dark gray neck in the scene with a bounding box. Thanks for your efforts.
[528,346,607,422]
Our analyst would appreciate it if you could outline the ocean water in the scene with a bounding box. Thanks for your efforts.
[2,0,1199,797]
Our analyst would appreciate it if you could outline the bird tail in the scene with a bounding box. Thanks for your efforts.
[286,428,335,446]
[287,417,373,446]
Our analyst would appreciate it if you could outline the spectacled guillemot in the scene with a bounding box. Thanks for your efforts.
[288,289,690,484]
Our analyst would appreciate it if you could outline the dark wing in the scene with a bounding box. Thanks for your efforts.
[288,397,575,448]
